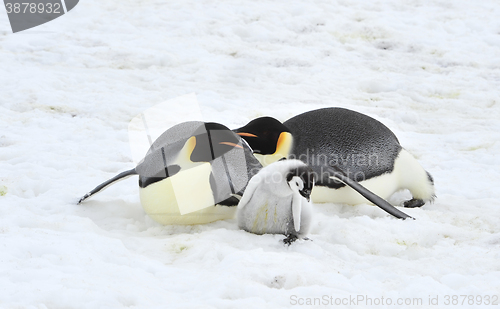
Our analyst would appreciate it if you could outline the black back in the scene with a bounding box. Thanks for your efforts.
[137,121,203,188]
[284,108,402,189]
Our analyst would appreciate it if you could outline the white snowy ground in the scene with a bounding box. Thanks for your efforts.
[1,0,500,308]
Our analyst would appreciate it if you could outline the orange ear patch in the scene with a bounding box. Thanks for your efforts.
[186,136,197,154]
[275,132,293,156]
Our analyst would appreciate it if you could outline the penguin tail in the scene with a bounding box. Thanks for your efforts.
[77,168,138,204]
[396,150,436,205]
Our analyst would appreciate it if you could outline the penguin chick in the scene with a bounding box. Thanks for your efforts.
[237,159,316,245]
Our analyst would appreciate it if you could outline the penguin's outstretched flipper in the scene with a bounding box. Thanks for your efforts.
[77,168,138,204]
[329,165,413,220]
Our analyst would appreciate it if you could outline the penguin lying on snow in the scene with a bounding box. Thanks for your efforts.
[78,121,262,225]
[235,107,435,213]
[237,159,316,245]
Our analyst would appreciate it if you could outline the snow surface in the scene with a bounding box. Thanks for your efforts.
[1,0,500,308]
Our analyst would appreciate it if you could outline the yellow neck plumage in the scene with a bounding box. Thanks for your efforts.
[255,132,293,166]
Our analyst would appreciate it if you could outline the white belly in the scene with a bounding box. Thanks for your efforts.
[139,163,236,225]
[311,149,431,205]
[311,171,399,204]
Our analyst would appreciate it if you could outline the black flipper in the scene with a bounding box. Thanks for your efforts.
[329,165,414,220]
[78,168,138,204]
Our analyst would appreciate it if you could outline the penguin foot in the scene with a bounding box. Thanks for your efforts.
[283,234,298,246]
[403,198,425,208]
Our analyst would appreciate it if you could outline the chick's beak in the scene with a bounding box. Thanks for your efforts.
[299,189,311,202]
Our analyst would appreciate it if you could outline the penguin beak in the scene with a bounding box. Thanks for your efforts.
[237,132,258,138]
[299,189,311,202]
[219,142,243,149]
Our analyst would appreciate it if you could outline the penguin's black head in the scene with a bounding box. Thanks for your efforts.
[234,117,291,155]
[190,122,244,162]
[286,164,316,201]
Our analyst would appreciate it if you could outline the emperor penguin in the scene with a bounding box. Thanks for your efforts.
[237,159,316,245]
[78,121,262,225]
[234,107,435,212]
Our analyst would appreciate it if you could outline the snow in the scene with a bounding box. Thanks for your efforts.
[1,0,500,308]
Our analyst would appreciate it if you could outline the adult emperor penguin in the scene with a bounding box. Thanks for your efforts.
[78,121,262,225]
[237,159,316,245]
[234,107,435,212]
